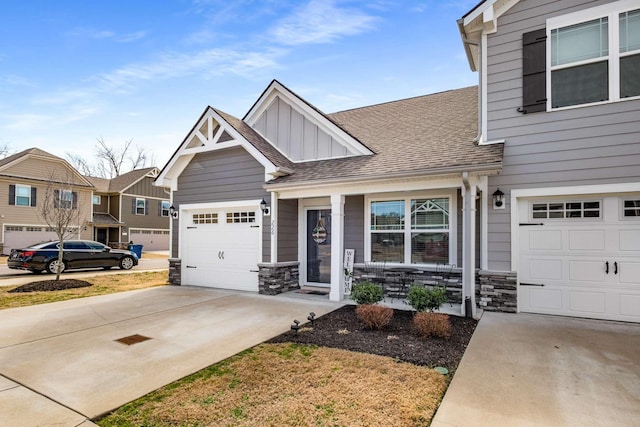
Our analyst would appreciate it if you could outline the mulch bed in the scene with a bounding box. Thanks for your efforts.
[8,279,93,293]
[267,305,477,369]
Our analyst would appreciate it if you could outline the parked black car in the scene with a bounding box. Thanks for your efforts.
[8,240,139,274]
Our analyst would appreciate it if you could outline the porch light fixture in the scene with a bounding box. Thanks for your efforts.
[492,188,505,210]
[260,199,270,215]
[169,205,179,219]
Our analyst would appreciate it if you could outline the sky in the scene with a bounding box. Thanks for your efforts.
[0,0,479,170]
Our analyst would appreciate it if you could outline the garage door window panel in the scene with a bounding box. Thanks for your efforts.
[192,213,218,224]
[622,199,640,217]
[226,211,256,224]
[532,201,601,219]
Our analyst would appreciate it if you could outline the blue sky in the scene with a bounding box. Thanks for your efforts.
[0,0,479,169]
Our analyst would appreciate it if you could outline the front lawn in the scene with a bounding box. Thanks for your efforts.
[97,305,477,426]
[0,271,168,309]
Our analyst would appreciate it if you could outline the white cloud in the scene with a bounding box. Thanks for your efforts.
[70,28,148,43]
[270,0,377,46]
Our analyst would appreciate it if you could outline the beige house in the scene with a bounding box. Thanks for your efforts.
[0,148,94,255]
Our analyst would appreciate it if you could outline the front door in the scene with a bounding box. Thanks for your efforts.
[306,209,331,287]
[96,228,107,245]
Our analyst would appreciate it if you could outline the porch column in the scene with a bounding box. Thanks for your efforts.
[269,192,278,263]
[462,173,477,318]
[330,193,345,302]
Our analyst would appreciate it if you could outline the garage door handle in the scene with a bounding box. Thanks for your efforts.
[614,261,618,275]
[605,261,609,274]
[520,282,545,287]
[186,265,197,269]
[519,222,544,226]
[218,251,225,260]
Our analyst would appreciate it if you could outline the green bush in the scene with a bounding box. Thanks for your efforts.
[407,285,448,312]
[350,281,384,305]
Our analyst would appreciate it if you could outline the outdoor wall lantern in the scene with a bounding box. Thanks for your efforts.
[169,205,179,219]
[492,188,505,210]
[260,199,270,215]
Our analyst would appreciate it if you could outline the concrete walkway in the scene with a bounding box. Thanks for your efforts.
[432,311,640,427]
[0,286,341,426]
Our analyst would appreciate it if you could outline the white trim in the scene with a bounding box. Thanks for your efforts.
[270,191,278,263]
[243,81,374,157]
[546,0,640,111]
[478,176,489,270]
[481,32,489,141]
[363,190,458,267]
[299,200,332,288]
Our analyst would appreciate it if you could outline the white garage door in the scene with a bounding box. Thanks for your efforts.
[181,207,261,292]
[2,225,60,255]
[129,229,170,251]
[518,195,640,322]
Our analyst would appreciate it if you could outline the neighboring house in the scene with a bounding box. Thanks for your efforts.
[85,167,170,251]
[0,148,94,255]
[155,79,503,316]
[459,0,640,322]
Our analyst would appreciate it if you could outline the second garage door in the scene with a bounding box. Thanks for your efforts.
[518,195,640,322]
[181,207,261,292]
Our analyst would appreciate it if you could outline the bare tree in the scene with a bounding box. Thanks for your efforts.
[0,143,12,158]
[37,171,87,280]
[65,138,155,178]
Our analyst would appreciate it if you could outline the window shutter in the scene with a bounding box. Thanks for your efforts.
[54,190,60,208]
[158,201,162,216]
[132,199,136,214]
[145,199,149,215]
[519,29,547,114]
[72,192,78,209]
[8,184,15,205]
[31,187,37,207]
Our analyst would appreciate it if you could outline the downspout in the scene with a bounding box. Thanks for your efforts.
[461,172,477,318]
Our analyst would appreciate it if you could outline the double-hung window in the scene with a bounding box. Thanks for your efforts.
[369,196,452,265]
[59,189,73,209]
[161,200,170,217]
[16,185,32,206]
[136,198,146,215]
[548,1,640,109]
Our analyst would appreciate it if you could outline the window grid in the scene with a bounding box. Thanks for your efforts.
[623,199,640,217]
[135,198,146,215]
[226,211,256,224]
[16,185,31,206]
[192,213,218,224]
[532,201,601,219]
[59,189,73,209]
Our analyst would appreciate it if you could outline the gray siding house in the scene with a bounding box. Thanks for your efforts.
[156,80,502,315]
[460,0,640,322]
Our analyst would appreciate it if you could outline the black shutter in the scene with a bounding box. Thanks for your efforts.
[31,187,37,207]
[132,199,136,214]
[145,199,149,215]
[519,29,547,114]
[158,200,162,216]
[72,192,78,209]
[54,190,60,208]
[8,184,15,205]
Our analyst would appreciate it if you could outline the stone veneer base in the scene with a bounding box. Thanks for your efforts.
[258,262,300,295]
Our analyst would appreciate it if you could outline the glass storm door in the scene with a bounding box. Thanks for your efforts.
[306,209,331,286]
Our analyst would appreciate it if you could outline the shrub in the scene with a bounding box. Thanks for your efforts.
[413,312,451,338]
[406,285,448,312]
[350,281,384,305]
[356,304,393,330]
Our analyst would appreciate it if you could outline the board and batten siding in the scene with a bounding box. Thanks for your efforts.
[172,147,271,260]
[124,176,168,200]
[277,199,298,262]
[344,195,365,264]
[252,97,350,161]
[485,0,640,270]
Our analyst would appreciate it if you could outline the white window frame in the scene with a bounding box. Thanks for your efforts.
[161,200,170,217]
[529,199,603,221]
[547,0,640,110]
[135,198,146,215]
[93,195,101,205]
[15,184,31,206]
[365,191,457,266]
[621,197,640,219]
[59,189,73,209]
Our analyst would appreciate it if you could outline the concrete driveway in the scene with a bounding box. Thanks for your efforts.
[432,311,640,427]
[0,286,340,426]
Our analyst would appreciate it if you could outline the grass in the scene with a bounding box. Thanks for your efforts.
[96,343,448,427]
[0,271,168,309]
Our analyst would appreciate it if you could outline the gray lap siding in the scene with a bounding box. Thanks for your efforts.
[171,148,271,260]
[485,0,640,271]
